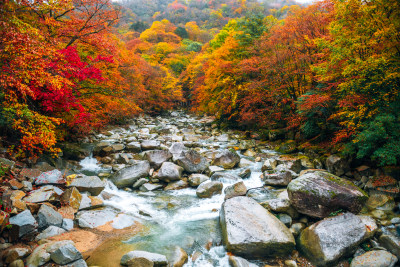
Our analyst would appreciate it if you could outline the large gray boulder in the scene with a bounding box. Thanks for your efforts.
[121,250,168,266]
[350,250,398,267]
[176,150,209,174]
[155,162,183,182]
[145,150,173,169]
[220,197,295,258]
[9,210,38,239]
[37,204,63,230]
[196,181,223,198]
[211,149,240,169]
[287,171,368,218]
[68,176,106,196]
[111,161,150,188]
[298,213,368,266]
[34,170,64,185]
[50,242,83,265]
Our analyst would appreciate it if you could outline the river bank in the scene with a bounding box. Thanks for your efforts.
[0,111,399,267]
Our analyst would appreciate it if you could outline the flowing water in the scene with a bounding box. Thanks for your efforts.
[77,112,279,266]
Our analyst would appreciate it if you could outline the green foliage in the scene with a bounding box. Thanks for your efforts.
[345,114,400,166]
[182,39,203,52]
[175,26,188,39]
[130,21,150,33]
[0,163,7,178]
[328,209,344,217]
[209,19,238,50]
[169,61,186,75]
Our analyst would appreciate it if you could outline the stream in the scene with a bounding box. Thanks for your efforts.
[75,111,286,266]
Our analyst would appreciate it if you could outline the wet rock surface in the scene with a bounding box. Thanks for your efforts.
[288,171,368,218]
[299,212,368,266]
[110,160,150,188]
[220,196,295,258]
[176,150,209,173]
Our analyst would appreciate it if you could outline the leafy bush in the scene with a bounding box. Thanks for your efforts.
[345,114,400,166]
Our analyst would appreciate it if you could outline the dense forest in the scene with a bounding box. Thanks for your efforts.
[1,0,399,167]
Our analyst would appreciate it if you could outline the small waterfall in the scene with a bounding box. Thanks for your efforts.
[79,153,102,172]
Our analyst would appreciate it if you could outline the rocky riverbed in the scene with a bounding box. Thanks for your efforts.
[1,111,400,267]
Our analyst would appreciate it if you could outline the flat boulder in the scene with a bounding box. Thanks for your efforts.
[176,150,209,174]
[34,170,64,186]
[75,208,118,229]
[299,213,368,266]
[145,150,173,169]
[287,171,368,218]
[155,162,183,182]
[220,196,295,258]
[23,185,63,203]
[211,149,240,169]
[35,226,66,241]
[121,250,168,266]
[196,181,223,198]
[110,161,150,188]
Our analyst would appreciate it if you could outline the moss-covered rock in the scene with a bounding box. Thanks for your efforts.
[287,171,368,218]
[277,140,297,154]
